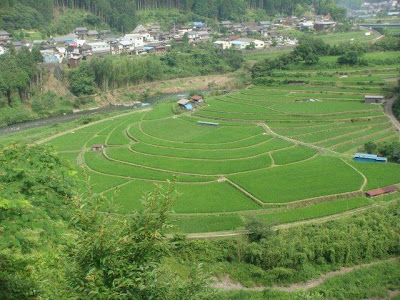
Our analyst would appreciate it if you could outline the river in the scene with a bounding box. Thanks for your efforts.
[0,92,192,136]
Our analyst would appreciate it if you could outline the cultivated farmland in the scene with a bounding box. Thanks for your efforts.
[46,55,400,233]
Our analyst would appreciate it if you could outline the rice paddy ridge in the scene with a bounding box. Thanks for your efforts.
[36,107,151,145]
[187,197,400,239]
[126,141,294,162]
[259,123,349,158]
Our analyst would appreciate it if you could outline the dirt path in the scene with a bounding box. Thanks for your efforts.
[384,94,400,131]
[211,257,398,292]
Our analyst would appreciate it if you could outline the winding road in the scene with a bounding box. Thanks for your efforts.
[385,94,400,132]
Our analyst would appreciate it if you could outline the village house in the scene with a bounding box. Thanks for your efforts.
[299,21,315,30]
[365,95,384,104]
[11,41,23,51]
[236,38,265,49]
[68,55,82,68]
[198,31,211,40]
[40,49,64,63]
[119,40,135,53]
[258,21,272,28]
[177,26,193,35]
[213,40,232,50]
[0,30,12,42]
[314,21,336,31]
[133,25,148,34]
[283,17,298,26]
[103,34,121,44]
[231,40,249,49]
[0,45,5,56]
[85,41,111,55]
[52,33,78,44]
[150,24,161,32]
[75,27,89,38]
[231,24,245,33]
[87,30,99,39]
[192,22,206,30]
[220,21,232,28]
[123,33,145,48]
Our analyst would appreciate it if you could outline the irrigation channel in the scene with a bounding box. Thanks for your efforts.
[0,91,207,136]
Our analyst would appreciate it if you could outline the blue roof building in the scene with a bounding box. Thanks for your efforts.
[354,153,387,163]
[193,22,205,27]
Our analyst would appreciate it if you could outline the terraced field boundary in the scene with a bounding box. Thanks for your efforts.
[227,176,364,209]
[187,198,399,239]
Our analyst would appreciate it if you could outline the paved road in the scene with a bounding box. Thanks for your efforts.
[384,94,400,131]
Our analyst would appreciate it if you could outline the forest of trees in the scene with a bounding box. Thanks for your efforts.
[0,47,45,125]
[0,0,346,32]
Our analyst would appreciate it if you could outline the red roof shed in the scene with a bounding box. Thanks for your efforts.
[366,185,398,197]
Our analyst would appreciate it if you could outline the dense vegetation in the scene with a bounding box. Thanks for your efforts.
[0,47,50,126]
[393,81,400,123]
[0,144,211,299]
[0,0,347,33]
[251,36,400,83]
[69,42,243,95]
[172,201,400,287]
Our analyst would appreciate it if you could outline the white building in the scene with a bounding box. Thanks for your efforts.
[213,41,232,50]
[123,34,145,48]
[0,46,5,56]
[249,39,264,49]
[86,42,110,54]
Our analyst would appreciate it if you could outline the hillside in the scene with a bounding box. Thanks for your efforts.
[0,0,346,33]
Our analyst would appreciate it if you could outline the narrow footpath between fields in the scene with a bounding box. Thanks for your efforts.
[210,257,399,292]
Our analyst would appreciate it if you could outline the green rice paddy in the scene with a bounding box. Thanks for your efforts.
[46,55,400,233]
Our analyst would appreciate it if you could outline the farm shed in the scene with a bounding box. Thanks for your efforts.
[92,144,104,151]
[191,95,204,104]
[365,95,384,104]
[197,121,219,126]
[177,99,193,110]
[354,153,387,163]
[366,185,398,197]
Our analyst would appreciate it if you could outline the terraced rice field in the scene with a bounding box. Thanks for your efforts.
[49,64,400,233]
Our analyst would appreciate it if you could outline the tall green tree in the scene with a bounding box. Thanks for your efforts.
[69,183,212,299]
[68,61,96,96]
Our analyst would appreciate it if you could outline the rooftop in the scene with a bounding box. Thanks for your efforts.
[178,99,191,105]
[366,185,398,196]
[365,95,384,99]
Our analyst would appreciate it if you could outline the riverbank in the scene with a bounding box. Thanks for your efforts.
[0,92,192,137]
